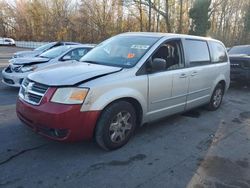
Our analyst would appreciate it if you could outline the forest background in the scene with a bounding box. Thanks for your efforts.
[0,0,249,47]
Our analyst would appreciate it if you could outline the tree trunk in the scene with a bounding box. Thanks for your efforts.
[164,0,171,32]
[139,0,143,31]
[178,0,183,33]
[148,0,152,31]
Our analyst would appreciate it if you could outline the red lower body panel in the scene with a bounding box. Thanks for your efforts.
[16,89,100,141]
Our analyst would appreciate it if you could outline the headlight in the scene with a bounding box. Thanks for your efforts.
[51,87,89,104]
[14,54,22,58]
[21,65,37,72]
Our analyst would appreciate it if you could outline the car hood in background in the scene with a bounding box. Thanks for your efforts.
[28,62,122,86]
[9,57,50,65]
[14,50,40,58]
[229,54,250,58]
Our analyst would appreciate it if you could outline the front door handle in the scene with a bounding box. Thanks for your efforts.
[179,73,187,78]
[191,71,198,76]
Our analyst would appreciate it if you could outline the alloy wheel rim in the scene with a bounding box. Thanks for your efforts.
[109,111,132,143]
[213,88,223,108]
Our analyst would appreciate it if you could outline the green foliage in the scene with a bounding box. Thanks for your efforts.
[189,0,211,36]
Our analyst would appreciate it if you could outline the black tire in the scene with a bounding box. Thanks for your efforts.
[95,101,137,151]
[206,83,224,111]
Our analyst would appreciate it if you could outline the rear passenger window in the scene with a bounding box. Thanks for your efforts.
[185,40,210,67]
[210,42,228,63]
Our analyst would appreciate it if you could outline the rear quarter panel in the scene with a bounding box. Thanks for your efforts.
[207,40,230,93]
[211,62,230,94]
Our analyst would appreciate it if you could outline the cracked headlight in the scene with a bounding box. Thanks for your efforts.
[21,65,37,72]
[51,87,89,104]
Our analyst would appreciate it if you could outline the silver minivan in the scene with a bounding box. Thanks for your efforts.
[16,33,230,150]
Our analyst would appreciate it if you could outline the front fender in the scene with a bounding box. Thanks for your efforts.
[81,87,147,116]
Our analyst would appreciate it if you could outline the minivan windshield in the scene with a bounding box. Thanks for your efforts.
[39,46,70,59]
[228,46,250,56]
[80,36,160,67]
[34,42,56,51]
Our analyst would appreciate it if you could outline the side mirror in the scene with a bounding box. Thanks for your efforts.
[149,58,166,72]
[62,55,72,61]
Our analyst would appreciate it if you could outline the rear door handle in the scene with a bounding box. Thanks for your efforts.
[179,73,187,78]
[191,71,198,76]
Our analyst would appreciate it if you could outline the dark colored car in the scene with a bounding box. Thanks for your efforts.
[13,41,81,58]
[228,45,250,83]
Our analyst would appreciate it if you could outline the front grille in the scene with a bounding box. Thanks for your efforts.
[28,93,42,104]
[230,60,242,68]
[32,83,49,93]
[37,127,69,139]
[19,79,49,105]
[243,61,250,68]
[3,78,14,85]
[230,59,250,69]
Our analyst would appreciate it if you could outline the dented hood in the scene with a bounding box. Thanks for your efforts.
[14,50,39,58]
[9,57,50,65]
[28,61,122,86]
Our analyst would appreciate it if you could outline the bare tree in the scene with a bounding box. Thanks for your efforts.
[0,0,249,45]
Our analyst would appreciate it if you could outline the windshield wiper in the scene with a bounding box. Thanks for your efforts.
[39,55,49,58]
[81,60,101,65]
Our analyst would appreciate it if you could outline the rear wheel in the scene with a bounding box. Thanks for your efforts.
[95,101,136,151]
[207,83,224,111]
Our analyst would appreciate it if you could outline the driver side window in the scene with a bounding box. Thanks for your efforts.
[64,48,88,61]
[152,40,184,71]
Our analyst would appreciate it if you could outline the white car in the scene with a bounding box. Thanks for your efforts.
[2,44,95,87]
[12,41,81,58]
[0,37,15,46]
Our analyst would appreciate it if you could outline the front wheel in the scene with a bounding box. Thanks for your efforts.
[95,101,137,151]
[206,83,224,111]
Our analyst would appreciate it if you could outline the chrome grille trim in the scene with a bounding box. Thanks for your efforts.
[27,89,44,97]
[19,79,49,105]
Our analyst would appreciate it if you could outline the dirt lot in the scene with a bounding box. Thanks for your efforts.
[0,46,250,188]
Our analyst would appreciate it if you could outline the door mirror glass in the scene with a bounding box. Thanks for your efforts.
[151,58,166,72]
[62,55,72,61]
